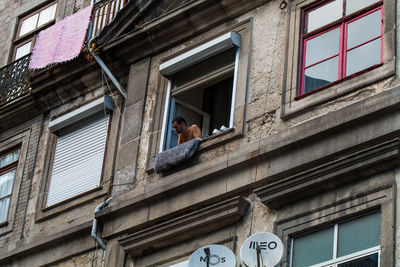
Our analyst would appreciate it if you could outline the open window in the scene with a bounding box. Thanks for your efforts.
[159,32,241,151]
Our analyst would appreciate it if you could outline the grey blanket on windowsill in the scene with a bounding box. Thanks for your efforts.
[154,138,201,173]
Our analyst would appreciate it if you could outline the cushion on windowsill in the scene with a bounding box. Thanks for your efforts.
[154,138,201,173]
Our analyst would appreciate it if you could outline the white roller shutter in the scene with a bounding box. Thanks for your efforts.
[46,114,110,207]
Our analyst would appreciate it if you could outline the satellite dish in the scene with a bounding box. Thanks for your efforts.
[240,232,284,267]
[188,244,236,267]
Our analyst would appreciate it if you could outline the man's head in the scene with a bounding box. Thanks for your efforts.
[171,116,187,134]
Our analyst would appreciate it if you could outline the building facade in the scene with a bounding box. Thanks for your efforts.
[0,0,398,266]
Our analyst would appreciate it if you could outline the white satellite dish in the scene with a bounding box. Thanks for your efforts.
[240,232,284,267]
[188,244,236,267]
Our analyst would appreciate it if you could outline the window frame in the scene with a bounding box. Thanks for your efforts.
[0,149,20,226]
[289,213,381,267]
[159,33,241,151]
[299,1,383,97]
[0,130,30,235]
[11,1,58,62]
[146,19,252,170]
[36,96,121,221]
[275,172,395,267]
[281,0,395,118]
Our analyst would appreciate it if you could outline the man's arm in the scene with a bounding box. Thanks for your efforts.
[192,125,202,138]
[177,133,182,144]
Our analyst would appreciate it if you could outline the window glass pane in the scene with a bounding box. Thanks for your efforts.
[305,27,340,66]
[347,10,381,49]
[307,0,342,33]
[292,227,334,267]
[0,170,15,198]
[337,213,381,257]
[19,13,39,37]
[0,150,19,168]
[346,38,381,76]
[346,0,379,15]
[304,56,338,93]
[38,4,57,27]
[0,197,11,223]
[338,253,378,267]
[15,41,32,60]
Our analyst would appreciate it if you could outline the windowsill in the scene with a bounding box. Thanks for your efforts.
[198,127,235,150]
[281,60,395,119]
[41,186,103,211]
[35,183,109,222]
[146,127,241,174]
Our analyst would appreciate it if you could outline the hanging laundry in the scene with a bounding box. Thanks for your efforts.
[29,5,93,69]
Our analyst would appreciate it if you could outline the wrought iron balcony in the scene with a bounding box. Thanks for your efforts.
[0,54,31,107]
[87,0,128,39]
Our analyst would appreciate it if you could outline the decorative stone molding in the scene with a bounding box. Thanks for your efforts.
[255,138,400,209]
[118,196,249,256]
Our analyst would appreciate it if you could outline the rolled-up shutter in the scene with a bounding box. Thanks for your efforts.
[46,114,110,207]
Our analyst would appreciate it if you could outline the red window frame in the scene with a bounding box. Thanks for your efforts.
[297,0,383,98]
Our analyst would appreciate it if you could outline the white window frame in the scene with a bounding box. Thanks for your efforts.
[159,32,241,152]
[290,221,381,267]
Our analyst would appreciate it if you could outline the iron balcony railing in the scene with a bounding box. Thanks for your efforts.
[0,54,31,107]
[87,0,128,39]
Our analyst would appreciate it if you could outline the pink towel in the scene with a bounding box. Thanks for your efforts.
[29,5,93,69]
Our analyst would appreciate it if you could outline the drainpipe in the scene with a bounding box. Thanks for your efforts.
[92,197,112,267]
[88,39,127,99]
[92,197,112,249]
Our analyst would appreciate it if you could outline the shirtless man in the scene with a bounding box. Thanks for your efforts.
[171,116,202,145]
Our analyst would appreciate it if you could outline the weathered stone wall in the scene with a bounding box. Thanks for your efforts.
[22,87,107,242]
[0,0,399,265]
[112,0,400,200]
[51,249,103,267]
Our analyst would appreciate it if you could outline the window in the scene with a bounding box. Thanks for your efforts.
[281,0,395,117]
[13,2,58,61]
[45,97,113,207]
[300,0,382,96]
[291,212,381,267]
[0,149,20,224]
[146,21,251,170]
[159,32,241,150]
